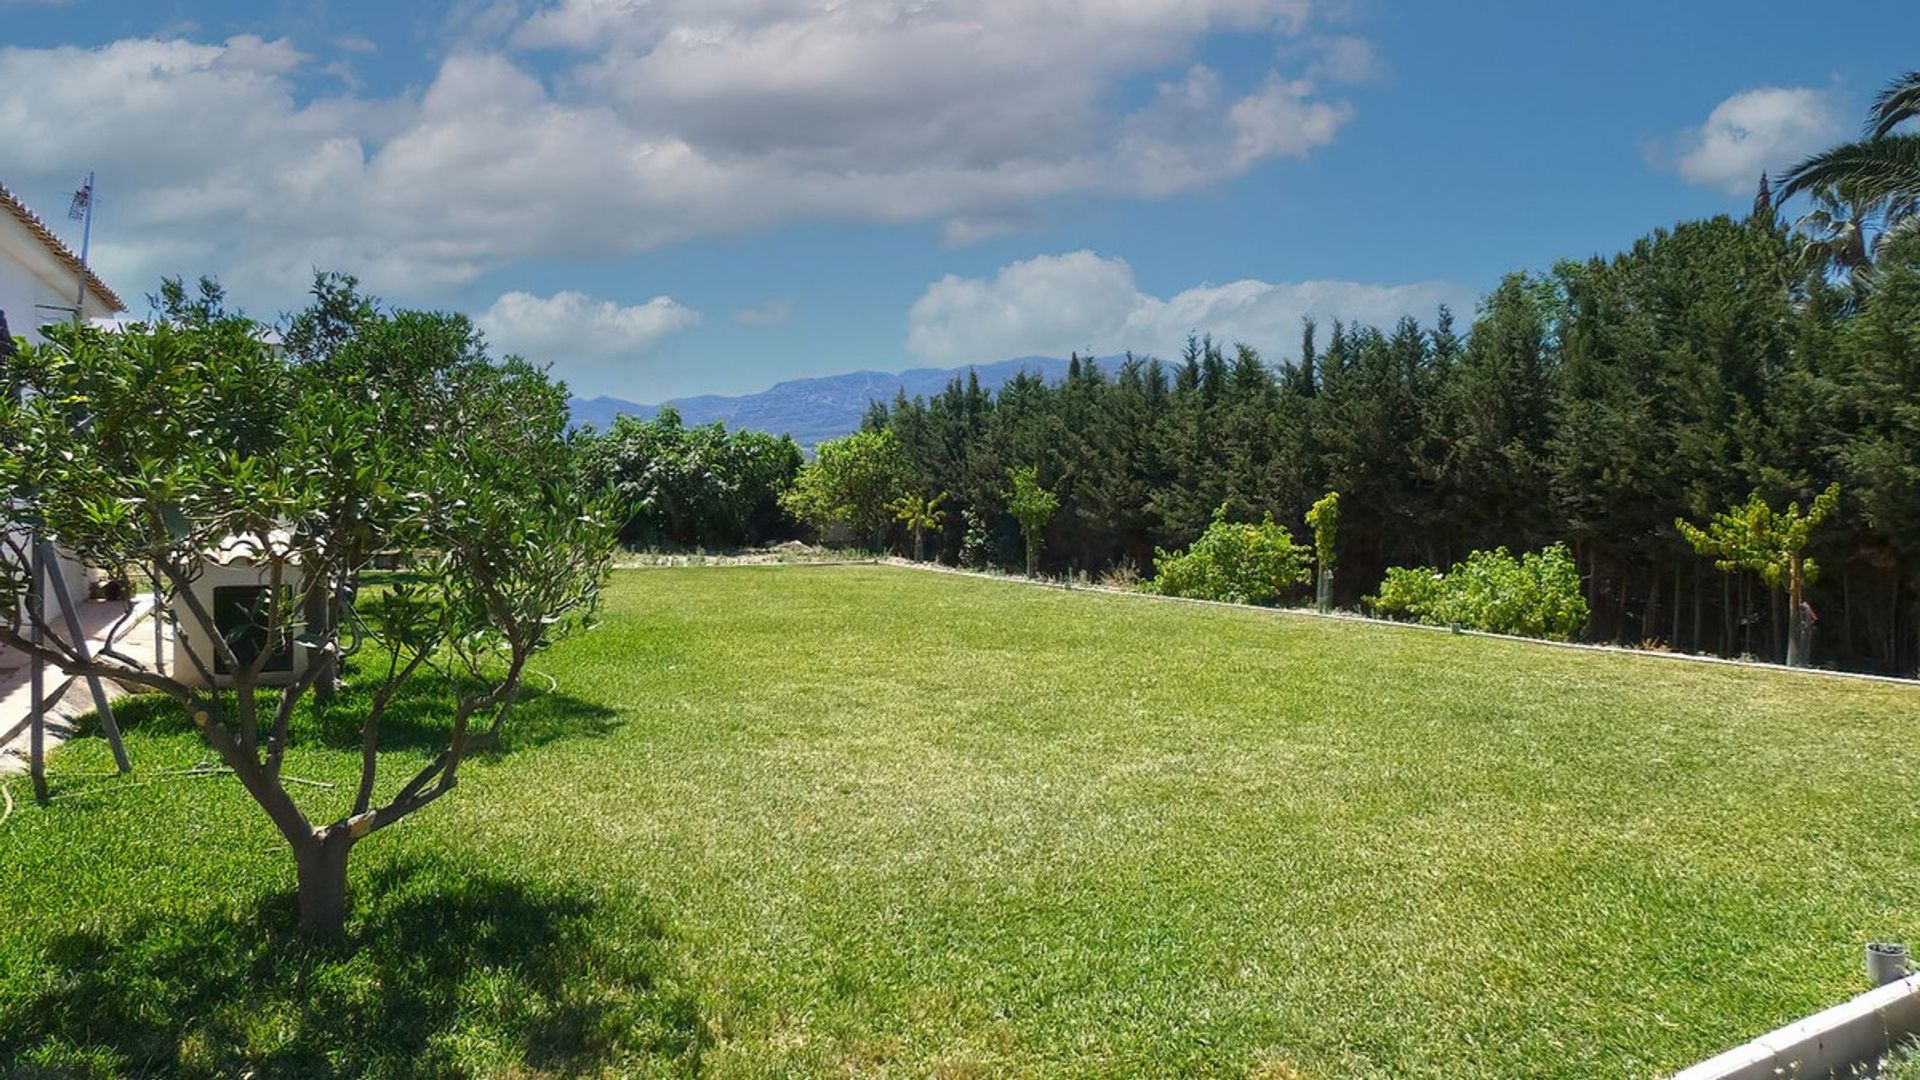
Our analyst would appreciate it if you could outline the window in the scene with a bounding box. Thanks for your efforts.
[212,585,293,675]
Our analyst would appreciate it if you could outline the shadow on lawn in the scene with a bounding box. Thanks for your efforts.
[0,859,705,1079]
[99,670,624,760]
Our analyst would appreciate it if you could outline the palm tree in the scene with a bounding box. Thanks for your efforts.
[1778,137,1920,205]
[1793,185,1913,295]
[889,491,947,563]
[1868,69,1920,139]
[1778,71,1920,204]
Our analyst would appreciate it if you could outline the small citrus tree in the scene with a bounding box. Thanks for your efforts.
[1676,484,1841,666]
[0,302,614,934]
[1005,466,1059,577]
[889,491,947,563]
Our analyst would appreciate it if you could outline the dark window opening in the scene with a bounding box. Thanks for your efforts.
[212,585,293,675]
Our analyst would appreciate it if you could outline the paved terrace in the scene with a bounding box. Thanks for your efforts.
[0,594,160,777]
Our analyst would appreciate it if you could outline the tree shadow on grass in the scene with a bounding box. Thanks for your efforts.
[0,859,705,1079]
[307,673,625,758]
[94,670,624,761]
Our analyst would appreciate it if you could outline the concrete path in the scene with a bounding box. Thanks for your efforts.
[0,595,162,777]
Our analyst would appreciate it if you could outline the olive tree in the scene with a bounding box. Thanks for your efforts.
[0,306,613,934]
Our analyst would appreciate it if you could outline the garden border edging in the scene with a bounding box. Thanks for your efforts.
[1671,972,1920,1079]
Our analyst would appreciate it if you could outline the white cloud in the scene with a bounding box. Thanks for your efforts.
[906,251,1471,366]
[1672,87,1843,195]
[1115,66,1350,197]
[477,290,700,366]
[0,3,1359,304]
[733,297,794,326]
[1305,35,1379,83]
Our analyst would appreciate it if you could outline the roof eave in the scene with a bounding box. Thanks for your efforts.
[0,181,128,314]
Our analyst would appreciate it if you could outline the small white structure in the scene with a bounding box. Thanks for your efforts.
[172,534,318,690]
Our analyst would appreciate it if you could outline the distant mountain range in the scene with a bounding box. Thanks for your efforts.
[569,354,1124,448]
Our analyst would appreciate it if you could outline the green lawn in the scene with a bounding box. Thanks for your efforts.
[4,565,1920,1078]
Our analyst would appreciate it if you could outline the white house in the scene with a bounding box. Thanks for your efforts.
[0,180,124,344]
[2,181,127,610]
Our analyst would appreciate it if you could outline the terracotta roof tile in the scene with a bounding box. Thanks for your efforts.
[0,180,127,314]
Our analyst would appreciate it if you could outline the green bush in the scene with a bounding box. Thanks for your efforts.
[1373,565,1448,621]
[1369,544,1588,641]
[1144,508,1311,606]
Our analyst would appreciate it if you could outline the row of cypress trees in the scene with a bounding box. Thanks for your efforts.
[866,207,1920,675]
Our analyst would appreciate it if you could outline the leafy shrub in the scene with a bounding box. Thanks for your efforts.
[1368,544,1588,641]
[1144,508,1311,605]
[1883,1042,1920,1080]
[1372,565,1447,621]
[582,407,802,550]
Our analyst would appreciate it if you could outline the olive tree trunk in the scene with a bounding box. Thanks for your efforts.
[294,833,356,934]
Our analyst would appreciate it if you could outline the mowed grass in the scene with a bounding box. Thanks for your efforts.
[4,565,1920,1078]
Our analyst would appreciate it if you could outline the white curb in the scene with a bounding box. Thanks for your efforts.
[1672,973,1920,1079]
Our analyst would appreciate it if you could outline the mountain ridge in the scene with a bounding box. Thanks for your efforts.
[569,354,1128,448]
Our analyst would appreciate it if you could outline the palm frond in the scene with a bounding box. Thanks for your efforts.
[1874,211,1920,259]
[1777,135,1920,203]
[1869,70,1920,139]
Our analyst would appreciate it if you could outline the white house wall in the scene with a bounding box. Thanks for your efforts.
[2,187,124,611]
[0,205,115,342]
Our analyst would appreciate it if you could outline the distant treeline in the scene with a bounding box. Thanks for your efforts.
[861,209,1920,676]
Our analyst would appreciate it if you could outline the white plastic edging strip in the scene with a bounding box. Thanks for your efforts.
[1671,972,1920,1080]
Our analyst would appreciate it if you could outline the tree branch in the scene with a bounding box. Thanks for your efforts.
[351,647,429,815]
[265,659,328,782]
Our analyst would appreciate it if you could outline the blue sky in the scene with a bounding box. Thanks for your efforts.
[3,0,1914,400]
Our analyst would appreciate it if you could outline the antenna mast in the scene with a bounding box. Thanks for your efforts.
[67,171,94,325]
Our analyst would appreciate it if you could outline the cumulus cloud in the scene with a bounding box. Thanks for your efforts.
[477,290,701,367]
[0,2,1359,304]
[906,251,1471,366]
[1672,87,1843,194]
